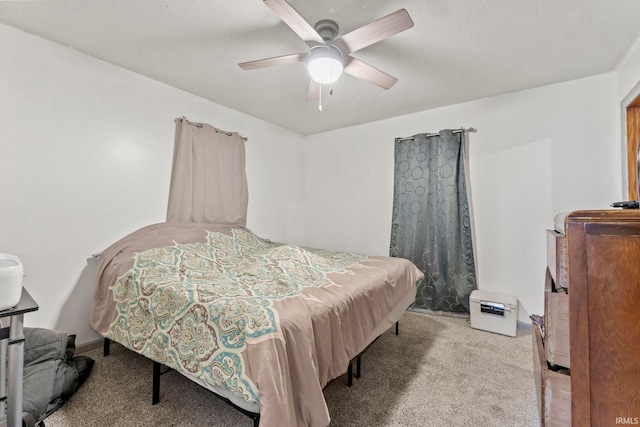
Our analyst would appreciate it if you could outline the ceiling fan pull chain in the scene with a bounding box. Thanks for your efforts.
[319,83,323,111]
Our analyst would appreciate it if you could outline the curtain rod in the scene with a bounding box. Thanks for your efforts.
[396,127,477,143]
[175,117,248,141]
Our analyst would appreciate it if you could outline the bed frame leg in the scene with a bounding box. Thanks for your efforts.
[147,354,257,425]
[152,361,161,405]
[347,326,396,387]
[103,338,111,357]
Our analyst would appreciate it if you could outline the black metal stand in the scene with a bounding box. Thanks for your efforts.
[0,289,39,427]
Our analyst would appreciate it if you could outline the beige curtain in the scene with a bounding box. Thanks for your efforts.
[167,118,248,226]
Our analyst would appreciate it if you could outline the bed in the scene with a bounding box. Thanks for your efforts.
[90,222,423,427]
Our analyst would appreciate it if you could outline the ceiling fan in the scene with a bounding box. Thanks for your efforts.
[239,0,414,102]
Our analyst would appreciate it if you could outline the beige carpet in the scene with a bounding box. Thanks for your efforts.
[46,312,540,427]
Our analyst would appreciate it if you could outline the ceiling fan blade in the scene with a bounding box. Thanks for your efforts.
[263,0,324,45]
[239,53,306,70]
[336,9,414,54]
[344,57,398,90]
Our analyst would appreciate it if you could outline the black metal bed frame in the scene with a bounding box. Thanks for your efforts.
[103,321,399,426]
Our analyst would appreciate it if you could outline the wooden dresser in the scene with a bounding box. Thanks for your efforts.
[534,210,640,426]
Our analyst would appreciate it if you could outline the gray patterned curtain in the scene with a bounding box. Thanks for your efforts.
[390,129,477,313]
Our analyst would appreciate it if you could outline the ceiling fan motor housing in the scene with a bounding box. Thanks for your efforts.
[314,19,339,41]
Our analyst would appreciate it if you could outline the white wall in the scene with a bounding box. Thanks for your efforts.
[0,24,305,344]
[617,35,640,103]
[303,74,620,322]
[2,20,636,342]
[615,35,640,196]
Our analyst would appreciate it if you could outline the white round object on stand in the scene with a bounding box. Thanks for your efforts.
[0,254,23,311]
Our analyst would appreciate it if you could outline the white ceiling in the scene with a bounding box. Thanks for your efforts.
[2,0,640,135]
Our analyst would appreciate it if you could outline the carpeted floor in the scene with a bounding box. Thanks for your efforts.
[46,312,540,427]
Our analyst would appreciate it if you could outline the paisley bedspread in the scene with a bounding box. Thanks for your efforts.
[90,222,423,427]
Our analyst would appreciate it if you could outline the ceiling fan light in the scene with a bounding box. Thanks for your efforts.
[308,58,343,84]
[307,45,344,84]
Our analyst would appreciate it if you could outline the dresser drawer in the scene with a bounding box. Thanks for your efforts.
[544,269,570,369]
[546,230,568,289]
[533,324,571,427]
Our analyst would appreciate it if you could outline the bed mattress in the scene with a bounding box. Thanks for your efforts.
[177,282,416,415]
[90,222,423,426]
